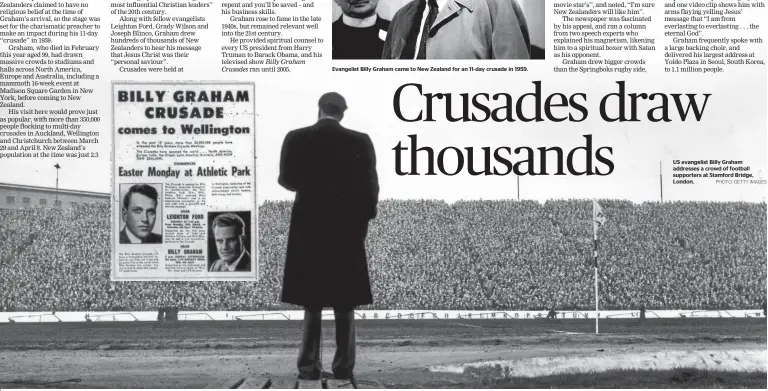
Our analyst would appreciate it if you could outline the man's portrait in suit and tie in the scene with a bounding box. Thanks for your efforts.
[279,92,379,382]
[207,212,252,272]
[383,0,535,59]
[119,184,162,245]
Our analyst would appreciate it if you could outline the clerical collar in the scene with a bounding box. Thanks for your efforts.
[342,13,377,28]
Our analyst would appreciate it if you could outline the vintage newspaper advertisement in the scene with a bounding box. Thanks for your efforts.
[0,0,766,388]
[112,82,257,281]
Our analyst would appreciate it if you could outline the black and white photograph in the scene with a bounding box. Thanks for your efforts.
[332,0,546,60]
[2,76,767,387]
[207,211,253,273]
[117,183,163,245]
[0,0,766,389]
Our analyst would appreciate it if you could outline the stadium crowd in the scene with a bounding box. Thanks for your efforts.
[0,200,765,311]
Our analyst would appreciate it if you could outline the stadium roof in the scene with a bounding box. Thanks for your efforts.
[0,182,109,198]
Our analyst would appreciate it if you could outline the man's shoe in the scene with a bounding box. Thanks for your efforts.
[331,372,357,389]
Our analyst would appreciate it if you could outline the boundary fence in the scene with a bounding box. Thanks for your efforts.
[0,309,763,323]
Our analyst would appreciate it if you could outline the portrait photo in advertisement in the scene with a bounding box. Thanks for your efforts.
[118,183,163,245]
[207,211,253,273]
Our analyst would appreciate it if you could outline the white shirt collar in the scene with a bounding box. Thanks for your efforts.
[215,250,246,272]
[125,227,142,244]
[342,13,377,28]
[427,0,449,12]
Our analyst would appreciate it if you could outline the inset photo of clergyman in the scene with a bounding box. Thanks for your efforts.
[332,0,545,60]
[118,183,163,245]
[207,211,253,272]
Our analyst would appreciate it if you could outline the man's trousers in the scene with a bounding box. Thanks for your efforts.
[298,306,355,379]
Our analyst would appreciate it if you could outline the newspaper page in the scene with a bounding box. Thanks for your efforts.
[111,82,257,281]
[0,0,766,388]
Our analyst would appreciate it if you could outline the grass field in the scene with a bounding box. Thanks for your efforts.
[0,318,765,388]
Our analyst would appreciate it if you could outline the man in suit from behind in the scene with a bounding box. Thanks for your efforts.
[119,184,162,244]
[279,92,379,381]
[208,213,251,272]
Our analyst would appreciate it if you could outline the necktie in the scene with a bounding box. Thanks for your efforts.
[416,0,438,60]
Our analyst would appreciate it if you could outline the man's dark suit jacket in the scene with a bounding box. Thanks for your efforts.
[278,118,379,308]
[210,251,252,272]
[235,251,251,271]
[119,228,162,244]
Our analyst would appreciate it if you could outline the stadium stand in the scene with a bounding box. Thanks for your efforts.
[0,200,765,311]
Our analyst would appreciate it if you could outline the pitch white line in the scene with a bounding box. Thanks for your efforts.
[450,322,483,328]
